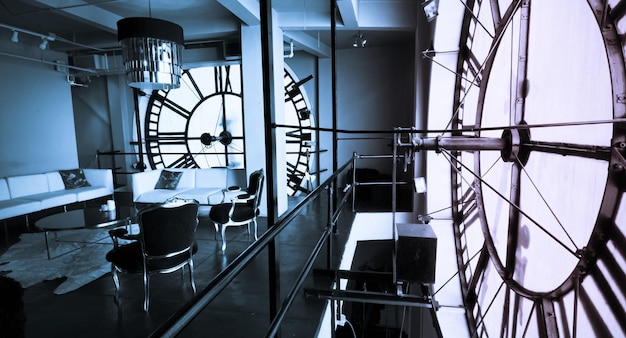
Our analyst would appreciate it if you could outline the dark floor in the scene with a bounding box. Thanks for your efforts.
[0,192,356,338]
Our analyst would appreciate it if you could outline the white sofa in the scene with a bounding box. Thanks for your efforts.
[0,169,114,223]
[130,168,246,205]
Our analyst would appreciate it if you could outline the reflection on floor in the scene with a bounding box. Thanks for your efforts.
[0,194,354,338]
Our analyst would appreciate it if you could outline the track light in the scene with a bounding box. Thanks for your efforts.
[422,0,439,22]
[352,32,367,48]
[10,31,18,43]
[39,38,49,50]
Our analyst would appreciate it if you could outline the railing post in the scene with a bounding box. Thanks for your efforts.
[326,182,334,270]
[351,152,357,212]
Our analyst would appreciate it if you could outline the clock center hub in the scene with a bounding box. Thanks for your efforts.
[200,131,233,146]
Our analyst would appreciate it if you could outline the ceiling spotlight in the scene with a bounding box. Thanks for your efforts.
[39,38,49,50]
[10,31,18,43]
[352,32,367,48]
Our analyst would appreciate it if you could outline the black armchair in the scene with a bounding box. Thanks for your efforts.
[105,199,199,311]
[209,169,264,252]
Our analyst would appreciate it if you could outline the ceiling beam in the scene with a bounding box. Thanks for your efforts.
[283,30,331,58]
[336,0,358,28]
[217,0,260,26]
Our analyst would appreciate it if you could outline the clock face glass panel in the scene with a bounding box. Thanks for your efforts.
[145,65,245,169]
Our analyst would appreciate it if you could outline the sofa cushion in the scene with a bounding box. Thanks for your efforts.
[73,186,113,202]
[7,174,49,198]
[21,190,77,210]
[0,178,10,201]
[83,169,114,193]
[0,198,41,220]
[46,172,66,192]
[155,170,183,190]
[59,169,91,189]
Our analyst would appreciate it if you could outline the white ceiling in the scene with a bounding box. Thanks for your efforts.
[0,0,422,56]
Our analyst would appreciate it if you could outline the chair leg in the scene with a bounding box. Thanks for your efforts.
[188,258,196,294]
[213,222,219,241]
[221,224,228,252]
[143,271,150,312]
[111,265,120,303]
[253,219,258,240]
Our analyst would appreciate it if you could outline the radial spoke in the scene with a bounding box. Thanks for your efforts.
[442,149,578,257]
[192,145,213,168]
[227,143,243,153]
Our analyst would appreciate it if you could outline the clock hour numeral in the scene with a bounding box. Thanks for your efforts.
[464,47,483,87]
[287,171,310,194]
[285,87,301,101]
[579,285,614,337]
[465,244,489,307]
[285,74,313,99]
[286,130,312,144]
[287,160,308,173]
[168,154,198,169]
[215,66,233,93]
[152,94,192,120]
[457,184,479,230]
[297,108,311,121]
[151,132,188,145]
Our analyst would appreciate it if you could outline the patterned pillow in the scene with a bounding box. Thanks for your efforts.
[154,170,183,190]
[59,169,91,189]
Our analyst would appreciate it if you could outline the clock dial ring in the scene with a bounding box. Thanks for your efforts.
[284,67,315,196]
[448,0,626,335]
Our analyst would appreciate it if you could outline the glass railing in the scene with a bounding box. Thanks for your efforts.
[149,159,356,337]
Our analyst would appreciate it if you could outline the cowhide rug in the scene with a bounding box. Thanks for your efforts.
[0,227,132,294]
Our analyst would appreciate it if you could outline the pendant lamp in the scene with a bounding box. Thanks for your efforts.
[117,17,184,90]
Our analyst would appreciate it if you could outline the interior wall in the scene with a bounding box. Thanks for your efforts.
[0,47,78,178]
[335,44,415,178]
[71,73,134,187]
[72,77,113,169]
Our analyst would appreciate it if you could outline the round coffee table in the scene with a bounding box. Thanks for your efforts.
[35,206,137,259]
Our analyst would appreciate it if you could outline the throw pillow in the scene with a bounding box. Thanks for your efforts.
[154,170,183,190]
[59,169,91,189]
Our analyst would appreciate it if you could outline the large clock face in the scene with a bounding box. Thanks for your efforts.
[143,64,314,196]
[448,0,626,336]
[145,65,245,169]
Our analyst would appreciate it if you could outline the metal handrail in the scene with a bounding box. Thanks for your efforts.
[150,158,354,338]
